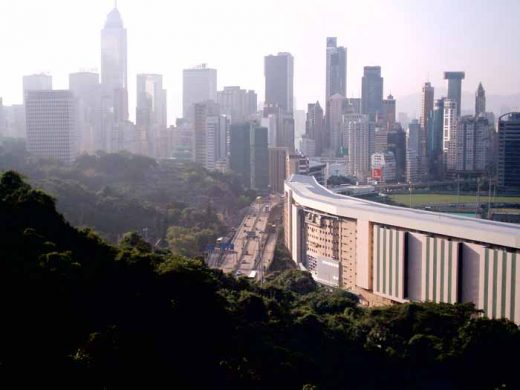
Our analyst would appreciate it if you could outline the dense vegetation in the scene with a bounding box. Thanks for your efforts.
[0,138,255,256]
[1,171,518,389]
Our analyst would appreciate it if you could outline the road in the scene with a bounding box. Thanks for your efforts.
[209,194,281,282]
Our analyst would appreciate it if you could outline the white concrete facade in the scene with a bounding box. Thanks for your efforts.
[284,174,520,323]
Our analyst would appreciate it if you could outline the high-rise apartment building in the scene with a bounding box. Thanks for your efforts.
[25,90,78,163]
[269,147,289,194]
[444,72,465,116]
[230,122,268,190]
[183,65,217,119]
[193,100,220,168]
[346,113,371,180]
[101,5,128,123]
[382,94,396,129]
[250,126,269,191]
[420,82,434,131]
[420,82,434,175]
[325,37,347,100]
[305,102,325,156]
[497,112,520,189]
[475,82,486,116]
[361,66,384,121]
[205,115,229,171]
[406,120,421,182]
[443,99,458,171]
[264,52,294,114]
[371,151,396,183]
[328,94,347,154]
[217,86,257,124]
[455,115,492,173]
[429,98,445,178]
[230,123,252,186]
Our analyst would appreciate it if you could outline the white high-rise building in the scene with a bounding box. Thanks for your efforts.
[183,64,217,119]
[25,90,78,163]
[205,115,229,170]
[346,113,370,181]
[455,116,492,172]
[443,99,458,171]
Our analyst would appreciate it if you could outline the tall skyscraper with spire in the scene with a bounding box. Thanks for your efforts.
[101,3,128,123]
[475,82,486,116]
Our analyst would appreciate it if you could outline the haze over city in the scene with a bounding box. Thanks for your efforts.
[1,0,519,123]
[1,0,520,387]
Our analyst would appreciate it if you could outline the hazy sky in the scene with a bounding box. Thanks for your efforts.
[0,0,519,123]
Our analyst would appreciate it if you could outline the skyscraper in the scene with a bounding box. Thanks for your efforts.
[443,99,458,171]
[305,102,325,156]
[420,82,434,130]
[429,98,445,178]
[264,52,294,114]
[328,93,347,154]
[25,90,77,163]
[193,100,220,168]
[382,94,396,129]
[268,147,288,194]
[136,74,167,130]
[136,74,167,157]
[101,5,128,122]
[325,37,347,100]
[361,66,383,121]
[230,123,251,186]
[182,64,217,119]
[444,72,465,116]
[69,71,101,153]
[455,115,492,172]
[406,120,421,182]
[346,113,371,180]
[497,112,520,189]
[475,82,486,116]
[250,126,269,191]
[217,86,257,124]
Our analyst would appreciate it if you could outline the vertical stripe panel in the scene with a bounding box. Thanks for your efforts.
[501,251,507,319]
[431,238,439,302]
[492,250,498,318]
[513,253,518,324]
[383,228,387,294]
[396,231,400,299]
[375,227,380,293]
[483,249,489,315]
[389,229,393,297]
[505,253,512,320]
[425,237,430,301]
[447,241,452,303]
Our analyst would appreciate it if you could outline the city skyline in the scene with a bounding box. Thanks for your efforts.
[1,0,519,124]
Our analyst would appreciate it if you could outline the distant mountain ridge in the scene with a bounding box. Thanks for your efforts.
[396,88,520,119]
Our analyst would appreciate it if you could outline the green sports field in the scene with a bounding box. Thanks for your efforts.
[389,193,520,207]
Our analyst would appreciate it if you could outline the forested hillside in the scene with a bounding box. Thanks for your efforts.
[0,171,518,389]
[0,139,255,255]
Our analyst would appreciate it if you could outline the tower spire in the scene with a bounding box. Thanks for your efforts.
[115,0,118,9]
